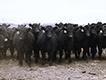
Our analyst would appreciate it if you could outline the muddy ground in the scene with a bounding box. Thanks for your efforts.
[0,50,106,80]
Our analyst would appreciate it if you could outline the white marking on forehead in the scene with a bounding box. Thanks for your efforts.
[64,30,67,33]
[81,29,84,32]
[17,31,20,34]
[100,30,103,33]
[42,30,45,33]
[4,38,8,42]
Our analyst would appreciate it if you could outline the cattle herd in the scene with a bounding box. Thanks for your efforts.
[0,22,106,67]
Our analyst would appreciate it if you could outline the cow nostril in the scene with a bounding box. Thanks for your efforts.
[36,30,39,32]
[69,35,73,38]
[48,35,52,38]
[19,37,22,40]
[87,34,90,36]
[103,34,106,36]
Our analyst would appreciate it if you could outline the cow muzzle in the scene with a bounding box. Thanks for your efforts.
[103,34,106,36]
[48,34,52,38]
[69,35,73,38]
[19,37,23,40]
[87,34,90,37]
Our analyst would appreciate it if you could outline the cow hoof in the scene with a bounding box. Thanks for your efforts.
[77,58,81,61]
[42,62,45,66]
[69,61,72,64]
[88,53,90,56]
[35,60,38,63]
[25,60,28,63]
[69,59,72,63]
[28,64,31,67]
[19,63,23,66]
[49,63,52,66]
[58,60,62,65]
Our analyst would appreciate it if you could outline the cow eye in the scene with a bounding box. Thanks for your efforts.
[81,29,84,32]
[42,30,45,33]
[64,30,67,33]
[100,30,103,33]
[4,38,8,42]
[17,31,20,34]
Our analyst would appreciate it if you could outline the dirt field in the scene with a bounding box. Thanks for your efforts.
[1,50,106,80]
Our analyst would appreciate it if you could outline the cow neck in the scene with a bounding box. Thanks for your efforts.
[33,32,38,40]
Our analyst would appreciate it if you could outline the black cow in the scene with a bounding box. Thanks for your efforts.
[88,24,97,58]
[97,25,106,59]
[0,23,10,57]
[74,25,90,60]
[0,35,8,58]
[37,25,58,66]
[13,25,35,67]
[58,24,75,64]
[7,27,17,58]
[29,23,41,63]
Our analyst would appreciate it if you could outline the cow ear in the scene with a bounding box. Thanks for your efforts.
[18,25,21,28]
[64,23,67,27]
[23,25,26,27]
[7,24,10,28]
[38,23,40,26]
[53,27,58,30]
[29,24,33,28]
[55,23,59,26]
[41,27,45,30]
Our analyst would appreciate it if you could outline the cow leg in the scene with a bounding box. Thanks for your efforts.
[25,54,28,63]
[68,50,72,63]
[19,52,24,66]
[0,52,2,59]
[98,47,102,59]
[3,49,7,59]
[17,52,19,60]
[87,47,90,56]
[65,50,68,60]
[49,48,56,66]
[59,49,63,64]
[91,46,97,59]
[74,49,78,59]
[27,51,32,67]
[49,52,53,66]
[41,50,45,66]
[52,50,57,62]
[77,47,81,60]
[34,49,39,63]
[83,48,87,61]
[10,47,14,58]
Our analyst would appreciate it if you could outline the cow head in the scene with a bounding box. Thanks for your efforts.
[84,25,90,37]
[90,25,97,35]
[41,26,54,39]
[0,24,9,37]
[102,26,106,36]
[16,26,31,41]
[29,23,40,34]
[62,25,75,39]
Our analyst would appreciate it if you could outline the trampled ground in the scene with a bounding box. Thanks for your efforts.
[0,50,106,80]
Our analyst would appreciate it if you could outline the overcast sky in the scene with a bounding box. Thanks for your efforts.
[0,0,106,25]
